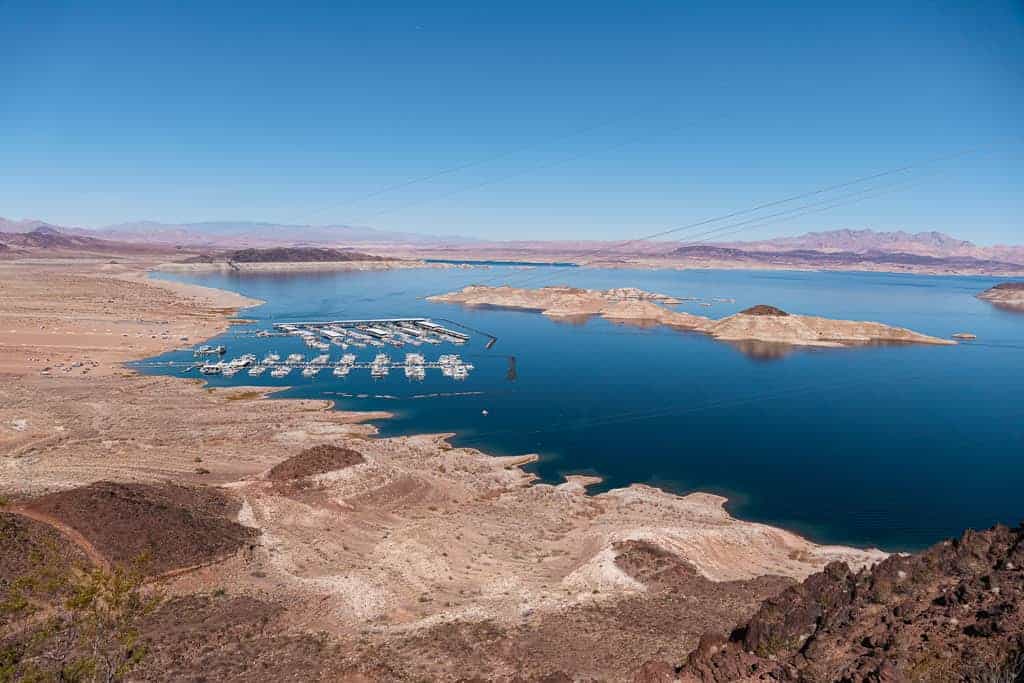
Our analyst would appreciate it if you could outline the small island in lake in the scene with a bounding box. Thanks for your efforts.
[428,285,955,348]
[978,282,1024,310]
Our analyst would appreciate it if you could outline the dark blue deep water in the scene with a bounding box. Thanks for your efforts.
[142,267,1024,552]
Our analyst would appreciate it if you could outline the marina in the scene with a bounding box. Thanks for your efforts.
[143,265,1024,552]
[273,318,471,347]
[160,320,481,382]
[182,350,476,381]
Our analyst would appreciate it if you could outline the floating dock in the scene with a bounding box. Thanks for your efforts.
[148,348,475,381]
[272,318,471,346]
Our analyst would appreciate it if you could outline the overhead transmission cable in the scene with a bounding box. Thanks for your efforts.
[483,146,987,291]
[296,100,679,226]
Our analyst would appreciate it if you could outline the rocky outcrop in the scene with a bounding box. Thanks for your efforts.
[662,524,1024,682]
[266,444,365,480]
[185,246,386,263]
[705,310,954,348]
[739,305,789,317]
[429,286,955,348]
[979,282,1024,310]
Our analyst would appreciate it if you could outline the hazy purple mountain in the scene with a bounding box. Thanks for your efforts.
[712,229,977,256]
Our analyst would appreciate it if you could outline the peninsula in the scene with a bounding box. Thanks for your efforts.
[978,282,1024,310]
[428,285,956,348]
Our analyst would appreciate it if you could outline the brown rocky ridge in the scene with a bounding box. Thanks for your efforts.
[660,523,1024,682]
[0,225,178,258]
[19,481,257,575]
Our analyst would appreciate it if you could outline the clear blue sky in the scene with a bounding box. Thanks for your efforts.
[2,0,1022,243]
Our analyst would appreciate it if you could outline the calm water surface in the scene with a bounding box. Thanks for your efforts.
[143,266,1024,552]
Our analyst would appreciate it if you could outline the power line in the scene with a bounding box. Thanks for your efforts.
[483,146,989,291]
[347,112,732,224]
[296,101,679,226]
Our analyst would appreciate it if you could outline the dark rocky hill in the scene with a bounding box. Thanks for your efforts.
[184,246,387,263]
[657,524,1024,682]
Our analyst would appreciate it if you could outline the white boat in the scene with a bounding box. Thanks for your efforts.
[311,354,331,365]
[404,352,425,365]
[199,362,223,375]
[404,364,426,381]
[194,344,227,357]
[302,366,320,378]
[262,352,280,365]
[341,353,357,365]
[371,353,390,378]
[286,353,304,363]
[248,365,267,376]
[222,366,240,377]
[270,366,291,378]
[332,364,350,377]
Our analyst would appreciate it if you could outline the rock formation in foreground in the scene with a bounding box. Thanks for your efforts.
[655,523,1024,683]
[979,282,1024,310]
[429,285,955,348]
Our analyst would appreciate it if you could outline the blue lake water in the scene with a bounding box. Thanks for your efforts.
[142,266,1024,552]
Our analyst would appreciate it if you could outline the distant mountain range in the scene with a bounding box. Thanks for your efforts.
[685,229,1024,270]
[3,216,1022,273]
[0,224,176,257]
[714,229,976,255]
[0,216,471,247]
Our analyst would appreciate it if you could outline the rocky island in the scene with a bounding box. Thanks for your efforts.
[428,285,955,348]
[978,281,1024,310]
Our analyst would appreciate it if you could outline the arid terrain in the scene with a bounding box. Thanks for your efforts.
[428,285,956,348]
[1,258,892,681]
[978,282,1024,311]
[672,524,1024,682]
[3,258,1023,681]
[6,219,1024,277]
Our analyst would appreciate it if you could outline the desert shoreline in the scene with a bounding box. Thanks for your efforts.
[1,257,892,681]
[137,266,889,559]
